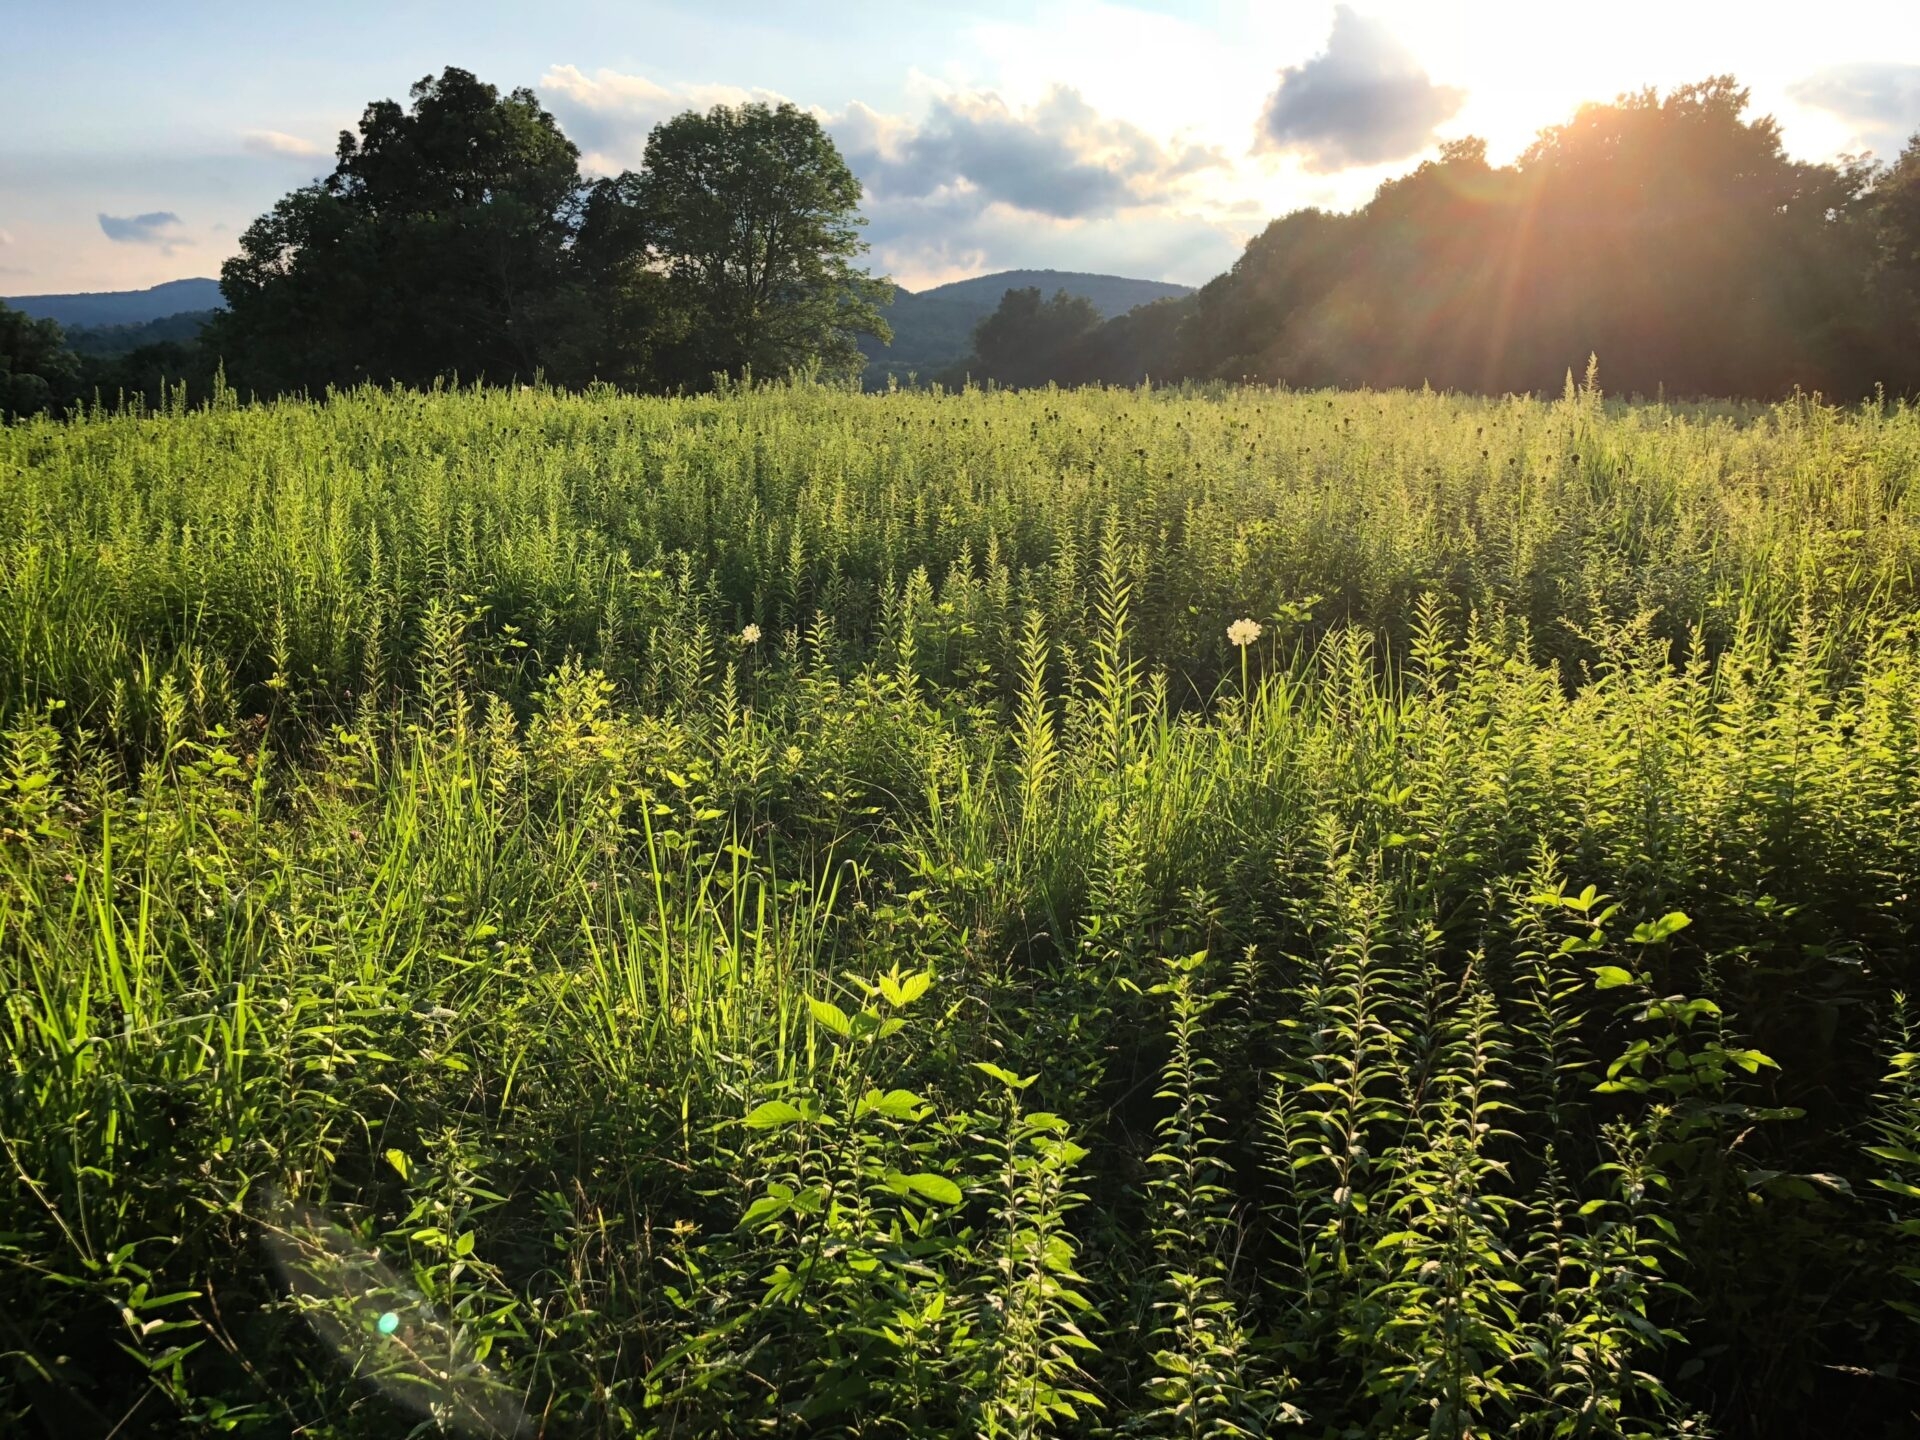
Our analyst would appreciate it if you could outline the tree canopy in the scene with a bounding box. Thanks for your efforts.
[638,103,889,387]
[211,69,885,396]
[0,303,83,420]
[963,287,1103,388]
[1020,81,1920,402]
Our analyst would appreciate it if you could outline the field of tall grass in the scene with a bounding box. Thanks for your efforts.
[5,375,1920,1437]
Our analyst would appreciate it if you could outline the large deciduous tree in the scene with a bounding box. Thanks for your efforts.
[636,102,890,388]
[215,68,612,393]
[0,303,83,419]
[966,287,1103,388]
[214,76,886,396]
[1868,134,1920,363]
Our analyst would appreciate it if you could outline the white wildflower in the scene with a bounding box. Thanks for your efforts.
[739,623,762,645]
[1227,617,1263,648]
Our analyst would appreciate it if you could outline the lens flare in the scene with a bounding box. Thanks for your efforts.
[255,1187,530,1438]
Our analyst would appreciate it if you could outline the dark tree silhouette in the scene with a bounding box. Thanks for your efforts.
[211,73,883,396]
[965,287,1103,388]
[0,302,84,419]
[1017,79,1916,402]
[215,68,605,393]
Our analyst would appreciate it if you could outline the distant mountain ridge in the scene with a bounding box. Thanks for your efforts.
[862,269,1192,386]
[4,270,1192,385]
[3,278,224,329]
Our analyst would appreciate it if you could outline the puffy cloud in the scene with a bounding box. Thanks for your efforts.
[539,65,781,172]
[540,64,1219,220]
[534,63,1231,285]
[1255,6,1464,173]
[0,228,14,246]
[1789,63,1920,156]
[98,211,185,251]
[844,86,1223,221]
[242,129,327,159]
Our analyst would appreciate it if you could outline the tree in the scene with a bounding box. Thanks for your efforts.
[636,102,890,388]
[214,67,638,393]
[1051,295,1194,387]
[1867,134,1920,388]
[1159,77,1897,399]
[967,288,1103,388]
[0,302,83,419]
[214,75,884,397]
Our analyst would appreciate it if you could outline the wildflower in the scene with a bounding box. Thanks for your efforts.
[739,623,762,645]
[1227,617,1263,648]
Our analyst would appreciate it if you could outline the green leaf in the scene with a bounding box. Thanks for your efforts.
[743,1100,806,1130]
[858,1088,927,1120]
[877,968,933,1008]
[1631,911,1693,945]
[1591,965,1635,990]
[901,1172,962,1205]
[741,1190,793,1228]
[971,1061,1033,1089]
[808,998,852,1037]
[384,1149,411,1181]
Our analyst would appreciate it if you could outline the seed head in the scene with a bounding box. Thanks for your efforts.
[1227,617,1263,648]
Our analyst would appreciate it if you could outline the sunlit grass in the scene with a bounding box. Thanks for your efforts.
[3,378,1919,1436]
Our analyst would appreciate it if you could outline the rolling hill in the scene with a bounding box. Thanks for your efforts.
[860,269,1192,386]
[3,278,223,329]
[4,269,1193,386]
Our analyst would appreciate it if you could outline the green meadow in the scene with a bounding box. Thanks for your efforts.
[5,377,1920,1437]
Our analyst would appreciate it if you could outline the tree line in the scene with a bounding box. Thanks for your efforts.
[2,67,889,416]
[5,70,1920,417]
[960,78,1920,400]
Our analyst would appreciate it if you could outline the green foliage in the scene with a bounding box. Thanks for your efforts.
[208,70,883,399]
[639,101,891,388]
[216,67,590,395]
[1060,83,1919,400]
[4,380,1920,1437]
[0,301,84,419]
[966,288,1105,389]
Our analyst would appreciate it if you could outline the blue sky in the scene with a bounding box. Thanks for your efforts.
[4,1,1918,296]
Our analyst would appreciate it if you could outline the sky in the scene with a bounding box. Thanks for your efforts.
[3,0,1919,297]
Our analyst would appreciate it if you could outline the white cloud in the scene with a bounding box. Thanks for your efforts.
[539,65,786,173]
[845,85,1223,220]
[1789,64,1920,157]
[241,129,327,159]
[538,62,1235,284]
